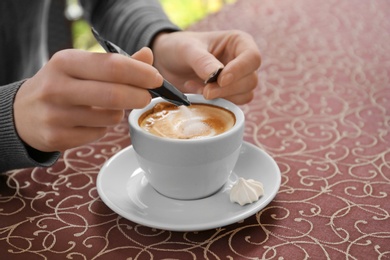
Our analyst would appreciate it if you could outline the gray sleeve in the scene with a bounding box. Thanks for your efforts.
[80,0,181,54]
[0,80,60,173]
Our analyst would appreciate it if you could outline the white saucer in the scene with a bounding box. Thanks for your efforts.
[97,142,281,232]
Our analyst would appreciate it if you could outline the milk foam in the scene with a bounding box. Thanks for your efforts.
[139,102,235,139]
[175,106,215,138]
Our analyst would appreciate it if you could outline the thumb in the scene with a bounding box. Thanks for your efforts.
[184,47,224,83]
[131,47,154,65]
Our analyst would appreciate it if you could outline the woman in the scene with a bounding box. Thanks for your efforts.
[0,0,261,172]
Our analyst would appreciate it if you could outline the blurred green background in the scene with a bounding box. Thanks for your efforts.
[72,0,236,51]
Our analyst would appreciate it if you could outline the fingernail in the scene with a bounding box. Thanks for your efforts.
[220,73,233,87]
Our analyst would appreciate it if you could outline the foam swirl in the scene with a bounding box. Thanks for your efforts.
[139,103,235,139]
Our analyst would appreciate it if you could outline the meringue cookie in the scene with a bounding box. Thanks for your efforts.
[230,178,264,206]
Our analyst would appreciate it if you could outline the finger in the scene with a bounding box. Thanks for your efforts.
[50,49,162,88]
[46,126,109,152]
[180,43,225,82]
[216,31,261,87]
[48,105,125,128]
[223,91,256,105]
[131,47,154,64]
[73,107,125,127]
[51,79,152,109]
[204,71,258,99]
[32,120,109,152]
[182,79,206,94]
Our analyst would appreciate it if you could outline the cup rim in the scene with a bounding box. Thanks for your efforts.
[129,94,244,143]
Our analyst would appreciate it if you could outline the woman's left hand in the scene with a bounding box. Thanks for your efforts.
[152,30,261,105]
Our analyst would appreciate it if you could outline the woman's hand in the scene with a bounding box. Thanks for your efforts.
[152,30,261,104]
[14,47,162,152]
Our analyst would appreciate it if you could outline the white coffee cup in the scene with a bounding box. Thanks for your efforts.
[128,94,245,200]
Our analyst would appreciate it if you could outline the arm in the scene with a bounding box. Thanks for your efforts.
[0,81,59,173]
[80,0,181,54]
[1,0,171,173]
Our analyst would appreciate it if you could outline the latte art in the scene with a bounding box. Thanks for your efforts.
[139,102,235,139]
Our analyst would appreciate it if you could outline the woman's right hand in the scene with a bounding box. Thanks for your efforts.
[14,47,162,152]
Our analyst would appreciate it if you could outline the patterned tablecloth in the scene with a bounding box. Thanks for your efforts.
[1,0,389,259]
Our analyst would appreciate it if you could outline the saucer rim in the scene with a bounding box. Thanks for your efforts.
[97,141,281,232]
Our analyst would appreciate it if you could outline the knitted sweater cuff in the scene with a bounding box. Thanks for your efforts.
[0,80,60,173]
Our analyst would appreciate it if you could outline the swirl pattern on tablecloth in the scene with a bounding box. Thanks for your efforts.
[1,0,389,259]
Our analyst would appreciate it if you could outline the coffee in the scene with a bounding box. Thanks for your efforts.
[139,102,235,139]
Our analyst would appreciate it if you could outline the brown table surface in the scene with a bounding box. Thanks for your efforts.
[1,0,390,259]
